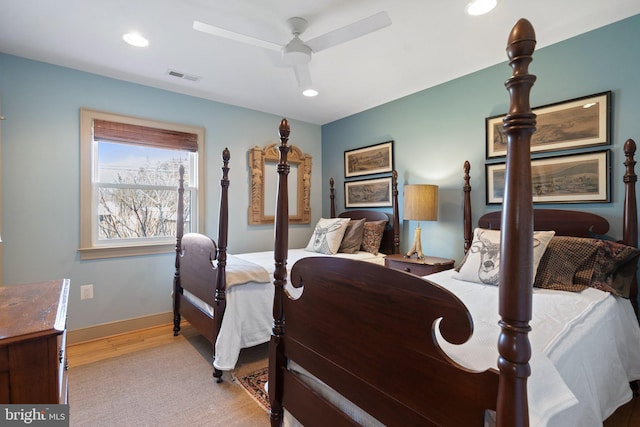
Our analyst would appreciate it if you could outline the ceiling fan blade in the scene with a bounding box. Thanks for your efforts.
[305,11,391,53]
[193,20,281,51]
[293,64,312,88]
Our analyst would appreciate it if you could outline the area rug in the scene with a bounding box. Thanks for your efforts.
[235,367,269,413]
[68,335,269,426]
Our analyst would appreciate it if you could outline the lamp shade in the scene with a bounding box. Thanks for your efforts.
[403,184,438,221]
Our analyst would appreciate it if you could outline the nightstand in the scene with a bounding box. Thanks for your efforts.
[384,254,454,277]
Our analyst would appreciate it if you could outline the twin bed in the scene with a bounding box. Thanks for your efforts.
[173,152,400,381]
[173,18,640,426]
[267,19,640,427]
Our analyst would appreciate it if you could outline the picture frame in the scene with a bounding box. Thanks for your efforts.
[344,141,394,178]
[486,91,611,159]
[486,150,610,205]
[344,176,393,208]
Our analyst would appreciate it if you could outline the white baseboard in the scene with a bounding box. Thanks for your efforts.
[67,311,174,345]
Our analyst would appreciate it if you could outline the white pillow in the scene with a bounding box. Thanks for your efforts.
[452,228,555,285]
[305,218,351,255]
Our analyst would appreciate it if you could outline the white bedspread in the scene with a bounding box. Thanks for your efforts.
[428,270,640,426]
[183,249,385,370]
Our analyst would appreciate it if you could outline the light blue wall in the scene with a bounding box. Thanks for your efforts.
[2,15,639,333]
[322,15,640,265]
[0,55,321,331]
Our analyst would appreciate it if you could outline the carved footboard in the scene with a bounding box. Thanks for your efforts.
[271,257,498,426]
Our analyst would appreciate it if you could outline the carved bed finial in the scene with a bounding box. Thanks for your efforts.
[279,118,290,140]
[624,139,637,186]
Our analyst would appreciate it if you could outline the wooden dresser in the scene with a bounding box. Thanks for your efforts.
[0,279,70,404]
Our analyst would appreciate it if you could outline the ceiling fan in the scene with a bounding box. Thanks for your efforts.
[193,11,392,94]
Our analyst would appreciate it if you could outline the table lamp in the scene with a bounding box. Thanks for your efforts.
[403,184,438,259]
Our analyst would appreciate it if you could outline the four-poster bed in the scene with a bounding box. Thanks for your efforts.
[268,18,640,426]
[172,150,400,381]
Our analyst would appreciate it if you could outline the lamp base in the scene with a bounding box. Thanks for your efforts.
[405,226,424,259]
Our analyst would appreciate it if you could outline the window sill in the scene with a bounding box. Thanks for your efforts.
[78,243,176,260]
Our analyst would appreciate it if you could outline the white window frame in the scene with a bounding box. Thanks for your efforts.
[79,108,205,259]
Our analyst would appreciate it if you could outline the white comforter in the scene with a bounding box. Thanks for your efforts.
[429,269,640,426]
[183,249,385,370]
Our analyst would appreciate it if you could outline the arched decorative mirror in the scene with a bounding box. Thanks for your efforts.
[249,143,312,224]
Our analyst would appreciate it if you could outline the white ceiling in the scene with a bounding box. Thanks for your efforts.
[1,1,639,125]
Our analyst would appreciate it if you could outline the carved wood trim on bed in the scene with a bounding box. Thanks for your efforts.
[287,258,499,426]
[497,20,537,425]
[328,170,400,255]
[464,161,472,254]
[269,118,290,425]
[173,147,230,382]
[623,139,638,312]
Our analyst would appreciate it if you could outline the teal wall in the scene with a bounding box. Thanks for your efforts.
[0,55,321,331]
[322,14,640,265]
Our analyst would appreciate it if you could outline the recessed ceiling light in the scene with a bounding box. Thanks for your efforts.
[302,88,318,97]
[465,0,498,16]
[123,33,149,47]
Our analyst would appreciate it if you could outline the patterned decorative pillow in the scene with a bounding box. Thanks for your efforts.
[452,228,555,285]
[534,236,640,297]
[339,218,366,254]
[361,220,388,255]
[305,218,350,255]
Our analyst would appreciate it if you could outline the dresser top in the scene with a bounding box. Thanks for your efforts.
[0,279,70,344]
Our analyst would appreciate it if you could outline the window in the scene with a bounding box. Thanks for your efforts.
[79,109,205,259]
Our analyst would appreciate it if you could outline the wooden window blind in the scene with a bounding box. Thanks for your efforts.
[93,119,198,152]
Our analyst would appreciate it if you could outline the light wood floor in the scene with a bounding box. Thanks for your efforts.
[67,323,639,426]
[66,322,198,368]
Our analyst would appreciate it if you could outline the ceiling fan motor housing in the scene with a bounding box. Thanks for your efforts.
[281,36,311,65]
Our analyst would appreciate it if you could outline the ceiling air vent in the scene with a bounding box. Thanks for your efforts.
[167,69,201,82]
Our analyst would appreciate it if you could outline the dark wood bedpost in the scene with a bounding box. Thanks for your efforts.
[463,161,472,254]
[498,19,537,427]
[269,118,291,426]
[391,170,400,254]
[212,147,231,382]
[329,177,336,218]
[623,139,638,316]
[173,165,186,336]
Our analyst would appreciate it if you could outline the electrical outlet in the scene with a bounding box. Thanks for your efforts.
[80,284,94,300]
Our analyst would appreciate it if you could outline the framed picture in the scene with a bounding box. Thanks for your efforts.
[486,91,611,159]
[344,141,394,178]
[486,150,610,205]
[344,176,393,208]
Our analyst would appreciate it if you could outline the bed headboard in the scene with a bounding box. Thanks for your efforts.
[477,209,611,237]
[463,140,638,313]
[329,170,400,254]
